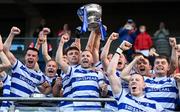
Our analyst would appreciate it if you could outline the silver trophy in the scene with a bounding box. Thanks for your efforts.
[77,4,102,31]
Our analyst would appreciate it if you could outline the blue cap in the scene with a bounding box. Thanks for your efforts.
[127,19,134,23]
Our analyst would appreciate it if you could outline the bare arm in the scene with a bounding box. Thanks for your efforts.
[41,28,52,62]
[92,32,101,64]
[100,32,118,71]
[56,33,70,74]
[121,55,144,82]
[3,27,21,65]
[107,41,132,94]
[107,52,122,94]
[0,35,11,72]
[170,38,178,67]
[85,31,96,52]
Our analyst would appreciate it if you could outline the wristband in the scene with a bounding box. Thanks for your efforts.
[116,47,123,55]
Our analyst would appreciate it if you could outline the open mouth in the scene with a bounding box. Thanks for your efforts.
[132,86,137,90]
[48,68,54,73]
[82,60,88,64]
[28,60,33,64]
[118,62,122,65]
[157,66,164,70]
[140,68,145,71]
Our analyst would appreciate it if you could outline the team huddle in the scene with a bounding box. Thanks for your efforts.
[0,26,179,112]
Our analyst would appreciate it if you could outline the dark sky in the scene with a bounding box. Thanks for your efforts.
[0,2,180,36]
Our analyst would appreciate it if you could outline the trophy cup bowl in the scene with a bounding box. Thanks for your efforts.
[77,4,102,31]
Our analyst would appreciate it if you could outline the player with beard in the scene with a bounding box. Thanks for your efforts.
[121,54,179,111]
[106,42,165,111]
[56,32,105,111]
[3,27,51,101]
[100,32,128,111]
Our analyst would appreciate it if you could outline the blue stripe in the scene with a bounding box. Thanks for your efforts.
[2,75,8,83]
[12,73,36,87]
[10,92,21,97]
[148,97,176,103]
[107,101,118,107]
[1,102,10,107]
[145,87,178,93]
[74,69,97,74]
[70,76,98,86]
[71,86,99,94]
[116,89,124,101]
[3,85,10,90]
[11,82,33,96]
[73,105,101,111]
[63,90,72,97]
[118,103,144,111]
[74,95,98,98]
[95,62,101,67]
[12,60,18,70]
[145,78,172,84]
[108,90,113,97]
[126,93,156,109]
[74,64,80,68]
[60,101,73,107]
[165,108,175,111]
[3,94,10,97]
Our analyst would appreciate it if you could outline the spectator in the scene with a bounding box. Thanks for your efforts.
[57,24,71,37]
[134,25,153,57]
[118,19,138,62]
[33,18,54,38]
[153,22,170,56]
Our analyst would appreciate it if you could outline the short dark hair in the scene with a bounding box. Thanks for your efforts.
[26,47,39,55]
[65,46,80,55]
[155,55,170,64]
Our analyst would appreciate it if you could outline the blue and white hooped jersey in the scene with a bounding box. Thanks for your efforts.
[144,76,178,112]
[66,65,104,109]
[0,73,11,110]
[94,61,103,70]
[105,70,129,111]
[59,64,80,108]
[115,89,165,112]
[10,60,46,97]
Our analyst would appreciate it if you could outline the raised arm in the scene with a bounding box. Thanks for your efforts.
[0,35,11,72]
[3,26,21,65]
[85,31,96,52]
[41,28,52,62]
[106,41,132,94]
[92,31,101,64]
[121,55,144,82]
[169,37,178,67]
[100,32,118,71]
[56,33,70,74]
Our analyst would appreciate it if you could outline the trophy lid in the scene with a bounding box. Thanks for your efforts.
[77,3,102,22]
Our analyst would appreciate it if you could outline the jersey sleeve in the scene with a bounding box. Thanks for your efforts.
[97,71,105,85]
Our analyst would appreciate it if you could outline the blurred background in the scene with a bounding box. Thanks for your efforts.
[0,0,180,59]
